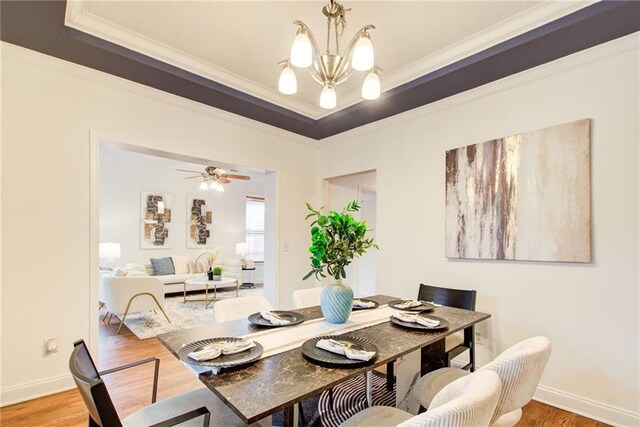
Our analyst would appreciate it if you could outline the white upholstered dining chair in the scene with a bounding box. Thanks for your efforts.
[412,336,552,427]
[214,295,273,323]
[340,370,502,427]
[292,287,323,308]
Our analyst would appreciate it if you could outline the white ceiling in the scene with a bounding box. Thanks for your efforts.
[66,1,591,119]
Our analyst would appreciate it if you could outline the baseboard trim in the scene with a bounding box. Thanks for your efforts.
[534,384,640,427]
[1,373,76,407]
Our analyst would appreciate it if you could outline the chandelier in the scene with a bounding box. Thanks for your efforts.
[277,0,380,109]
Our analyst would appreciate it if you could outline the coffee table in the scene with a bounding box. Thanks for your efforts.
[183,276,238,308]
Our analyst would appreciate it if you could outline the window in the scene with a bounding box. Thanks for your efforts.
[245,196,265,262]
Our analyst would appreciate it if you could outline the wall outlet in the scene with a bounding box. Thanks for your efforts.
[475,331,484,346]
[283,241,290,252]
[44,337,58,354]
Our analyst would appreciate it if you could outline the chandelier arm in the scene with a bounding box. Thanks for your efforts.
[333,69,353,86]
[334,24,375,78]
[307,66,326,86]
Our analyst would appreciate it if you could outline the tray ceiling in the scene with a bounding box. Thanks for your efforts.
[66,0,548,119]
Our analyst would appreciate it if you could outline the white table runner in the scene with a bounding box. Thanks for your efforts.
[186,305,396,375]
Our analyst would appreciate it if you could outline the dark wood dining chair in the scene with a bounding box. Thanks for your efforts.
[418,284,477,371]
[69,339,258,426]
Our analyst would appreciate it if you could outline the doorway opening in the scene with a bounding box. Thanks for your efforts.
[324,170,378,297]
[92,138,277,359]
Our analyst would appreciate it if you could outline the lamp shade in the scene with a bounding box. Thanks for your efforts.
[320,84,337,109]
[361,70,381,100]
[352,34,374,71]
[236,242,249,256]
[99,242,121,260]
[199,181,209,190]
[278,64,297,95]
[290,30,313,68]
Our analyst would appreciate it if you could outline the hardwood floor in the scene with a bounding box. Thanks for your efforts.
[1,310,610,427]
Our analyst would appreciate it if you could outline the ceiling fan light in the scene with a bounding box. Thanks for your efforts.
[352,34,374,71]
[199,181,209,190]
[290,30,313,68]
[361,70,380,100]
[319,84,337,109]
[218,184,225,193]
[278,64,297,95]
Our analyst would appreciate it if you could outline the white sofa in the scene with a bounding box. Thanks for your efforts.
[131,256,243,295]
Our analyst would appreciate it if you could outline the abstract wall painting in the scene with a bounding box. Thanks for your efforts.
[141,191,173,249]
[445,119,591,263]
[187,195,213,248]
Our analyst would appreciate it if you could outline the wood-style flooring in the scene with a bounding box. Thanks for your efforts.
[1,309,610,427]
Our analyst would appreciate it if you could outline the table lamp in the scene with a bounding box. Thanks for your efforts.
[235,242,249,268]
[99,242,121,270]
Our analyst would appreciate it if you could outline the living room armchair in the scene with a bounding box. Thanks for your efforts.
[102,276,171,334]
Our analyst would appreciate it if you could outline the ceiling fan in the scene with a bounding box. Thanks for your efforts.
[177,166,250,192]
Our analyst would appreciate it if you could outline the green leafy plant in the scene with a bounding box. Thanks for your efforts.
[212,267,222,275]
[304,200,378,281]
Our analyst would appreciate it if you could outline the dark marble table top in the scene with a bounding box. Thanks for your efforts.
[156,295,490,424]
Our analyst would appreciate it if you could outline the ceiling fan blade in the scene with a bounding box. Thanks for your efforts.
[184,176,202,179]
[176,169,203,174]
[219,177,231,184]
[224,174,251,180]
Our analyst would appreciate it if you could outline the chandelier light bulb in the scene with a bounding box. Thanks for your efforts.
[199,181,209,191]
[320,84,337,109]
[290,30,313,68]
[278,64,297,95]
[361,70,381,100]
[352,34,374,71]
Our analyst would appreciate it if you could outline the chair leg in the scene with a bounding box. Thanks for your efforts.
[101,311,110,322]
[116,293,171,334]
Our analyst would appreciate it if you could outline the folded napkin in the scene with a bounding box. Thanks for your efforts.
[396,300,423,309]
[316,339,376,361]
[392,312,441,328]
[424,300,443,307]
[188,338,256,361]
[353,299,376,308]
[260,311,291,326]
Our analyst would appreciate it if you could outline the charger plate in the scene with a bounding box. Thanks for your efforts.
[301,335,378,367]
[179,337,263,369]
[388,299,434,312]
[390,314,449,331]
[248,310,305,327]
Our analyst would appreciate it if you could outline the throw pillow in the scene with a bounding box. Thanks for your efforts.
[150,257,175,276]
[171,255,190,275]
[197,261,208,273]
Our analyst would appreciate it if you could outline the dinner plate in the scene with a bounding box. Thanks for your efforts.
[388,299,435,312]
[178,337,263,369]
[301,335,378,367]
[352,298,380,311]
[248,310,305,327]
[389,314,449,331]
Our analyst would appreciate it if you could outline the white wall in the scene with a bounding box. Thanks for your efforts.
[99,148,265,282]
[0,42,317,404]
[318,35,640,425]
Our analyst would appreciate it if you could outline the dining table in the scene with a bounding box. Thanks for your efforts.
[156,294,490,427]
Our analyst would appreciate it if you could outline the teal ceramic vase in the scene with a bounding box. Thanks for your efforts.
[321,279,354,324]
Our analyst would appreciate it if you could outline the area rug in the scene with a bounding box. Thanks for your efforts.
[272,372,396,427]
[118,287,264,339]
